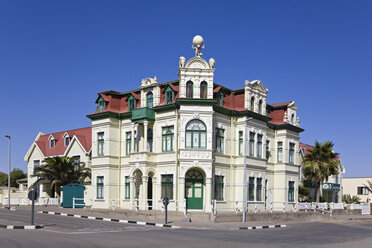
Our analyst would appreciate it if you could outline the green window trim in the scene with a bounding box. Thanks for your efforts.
[256,178,262,201]
[97,176,104,199]
[98,97,106,112]
[126,132,131,155]
[248,177,255,201]
[162,127,174,152]
[146,92,153,108]
[256,134,262,158]
[289,143,295,164]
[128,95,136,111]
[97,132,104,156]
[165,87,174,104]
[249,132,255,157]
[288,181,295,202]
[217,92,224,106]
[125,176,130,199]
[215,128,224,154]
[161,175,173,200]
[214,176,224,201]
[239,131,243,155]
[185,120,207,149]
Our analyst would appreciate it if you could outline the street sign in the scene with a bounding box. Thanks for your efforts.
[28,189,39,201]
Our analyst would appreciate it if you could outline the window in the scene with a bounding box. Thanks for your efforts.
[266,107,269,116]
[248,177,255,201]
[161,175,173,200]
[97,176,104,199]
[217,92,224,106]
[215,128,224,154]
[126,132,131,155]
[291,114,295,125]
[98,98,105,112]
[249,132,255,156]
[185,120,207,149]
[134,131,138,152]
[277,142,283,163]
[250,97,255,112]
[357,187,369,195]
[288,181,295,202]
[256,178,262,201]
[289,143,295,164]
[128,95,136,111]
[266,140,270,160]
[256,134,262,158]
[97,132,104,156]
[238,131,243,156]
[215,176,224,201]
[186,81,193,98]
[162,127,174,152]
[258,100,263,114]
[147,129,153,152]
[200,81,207,99]
[72,156,80,165]
[147,92,153,108]
[125,176,130,199]
[34,160,40,167]
[165,87,174,104]
[50,138,55,148]
[64,136,70,146]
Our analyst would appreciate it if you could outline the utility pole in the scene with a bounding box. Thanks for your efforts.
[4,135,11,210]
[242,117,252,222]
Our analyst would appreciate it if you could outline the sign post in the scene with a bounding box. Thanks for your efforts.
[162,197,169,224]
[28,188,39,225]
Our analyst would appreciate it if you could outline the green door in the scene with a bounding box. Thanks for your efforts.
[185,170,204,210]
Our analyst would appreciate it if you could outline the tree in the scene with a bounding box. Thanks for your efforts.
[0,173,7,186]
[0,169,27,187]
[298,184,313,202]
[302,141,340,202]
[342,194,361,204]
[29,156,91,197]
[363,180,372,194]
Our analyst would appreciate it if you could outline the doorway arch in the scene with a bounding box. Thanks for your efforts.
[185,169,204,210]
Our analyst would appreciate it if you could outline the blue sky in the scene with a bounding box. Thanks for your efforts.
[0,0,371,177]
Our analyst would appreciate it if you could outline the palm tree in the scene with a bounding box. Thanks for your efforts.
[363,180,372,194]
[29,156,91,197]
[302,141,339,202]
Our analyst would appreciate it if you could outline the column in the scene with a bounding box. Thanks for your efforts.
[130,176,135,209]
[206,177,212,213]
[143,121,148,152]
[179,177,185,212]
[142,176,148,210]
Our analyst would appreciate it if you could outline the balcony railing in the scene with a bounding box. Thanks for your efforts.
[131,107,155,122]
[322,183,340,191]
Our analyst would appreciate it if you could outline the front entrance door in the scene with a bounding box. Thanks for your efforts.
[185,170,204,210]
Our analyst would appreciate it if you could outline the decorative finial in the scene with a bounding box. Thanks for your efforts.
[192,35,204,57]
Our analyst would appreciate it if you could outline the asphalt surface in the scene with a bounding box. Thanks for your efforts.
[1,208,372,248]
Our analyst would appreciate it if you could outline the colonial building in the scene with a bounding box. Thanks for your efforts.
[24,127,92,198]
[84,35,304,212]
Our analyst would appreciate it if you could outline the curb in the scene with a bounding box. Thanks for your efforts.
[0,224,44,230]
[238,224,286,230]
[37,211,180,229]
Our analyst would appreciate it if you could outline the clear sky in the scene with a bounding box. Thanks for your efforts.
[0,0,371,177]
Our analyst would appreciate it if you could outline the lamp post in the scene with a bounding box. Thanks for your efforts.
[4,135,11,210]
[242,117,252,222]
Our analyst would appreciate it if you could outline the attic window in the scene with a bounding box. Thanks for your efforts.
[217,92,224,106]
[64,136,70,146]
[50,138,55,148]
[291,114,295,125]
[250,97,255,112]
[165,87,174,104]
[128,95,136,111]
[98,98,105,112]
[258,100,263,114]
[147,92,153,108]
[200,81,207,99]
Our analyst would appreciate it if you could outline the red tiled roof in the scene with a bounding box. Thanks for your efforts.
[299,142,340,161]
[268,108,286,124]
[35,127,92,157]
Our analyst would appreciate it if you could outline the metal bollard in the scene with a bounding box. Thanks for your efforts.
[183,198,187,216]
[112,199,115,210]
[73,197,75,209]
[236,201,239,214]
[270,201,273,213]
[283,202,286,213]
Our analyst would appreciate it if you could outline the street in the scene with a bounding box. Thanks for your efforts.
[1,208,372,247]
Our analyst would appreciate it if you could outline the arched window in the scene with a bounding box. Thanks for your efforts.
[258,100,263,114]
[200,81,208,99]
[250,97,255,112]
[185,119,207,149]
[291,114,295,125]
[217,92,224,106]
[186,81,193,98]
[147,129,153,152]
[98,98,105,112]
[147,92,153,108]
[128,95,136,111]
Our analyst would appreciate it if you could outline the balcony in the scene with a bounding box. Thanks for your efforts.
[322,183,340,191]
[131,107,155,122]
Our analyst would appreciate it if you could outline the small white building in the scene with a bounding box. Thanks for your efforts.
[343,177,372,203]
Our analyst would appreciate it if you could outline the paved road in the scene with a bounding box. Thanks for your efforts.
[1,209,372,248]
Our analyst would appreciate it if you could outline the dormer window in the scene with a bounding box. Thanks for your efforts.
[291,114,295,125]
[128,95,136,111]
[50,138,55,148]
[217,92,224,106]
[258,100,263,114]
[165,87,174,104]
[250,97,255,112]
[186,81,193,98]
[64,136,70,146]
[98,98,105,112]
